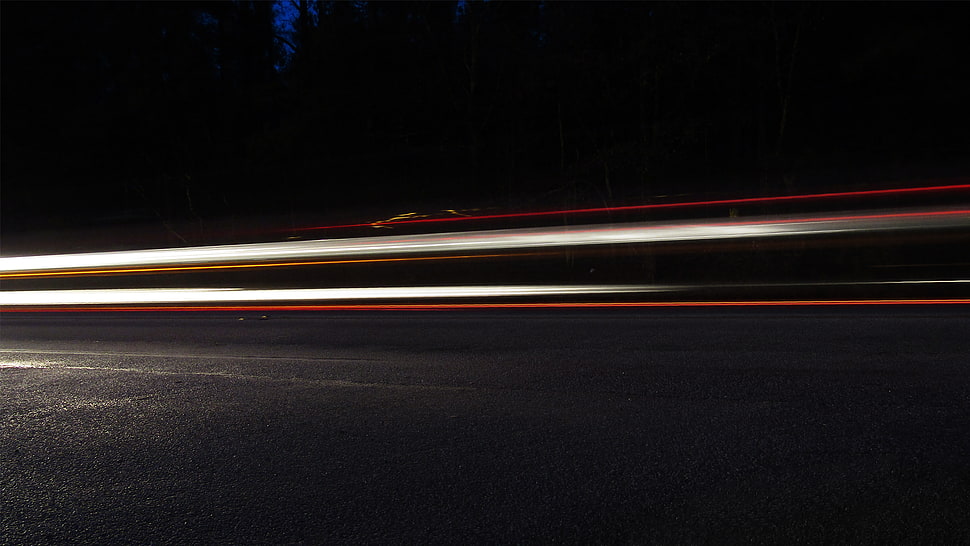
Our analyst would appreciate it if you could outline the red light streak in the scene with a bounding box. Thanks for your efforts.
[294,182,970,232]
[348,208,970,247]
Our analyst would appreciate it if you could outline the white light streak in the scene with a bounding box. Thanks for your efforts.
[1,208,965,274]
[2,280,966,307]
[0,285,667,306]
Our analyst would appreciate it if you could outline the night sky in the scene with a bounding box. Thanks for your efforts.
[2,1,968,238]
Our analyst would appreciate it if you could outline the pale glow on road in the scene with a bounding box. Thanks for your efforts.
[0,362,44,368]
[1,208,967,274]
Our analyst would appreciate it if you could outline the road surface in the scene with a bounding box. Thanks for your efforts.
[2,309,969,544]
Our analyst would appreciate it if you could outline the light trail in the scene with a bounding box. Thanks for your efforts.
[3,300,968,312]
[0,285,669,307]
[0,253,524,280]
[2,280,966,308]
[294,182,970,231]
[2,208,967,275]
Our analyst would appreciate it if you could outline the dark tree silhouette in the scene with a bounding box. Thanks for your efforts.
[2,1,967,237]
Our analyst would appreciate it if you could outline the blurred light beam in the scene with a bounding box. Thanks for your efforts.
[1,208,967,274]
[4,300,969,313]
[2,280,968,308]
[0,285,668,306]
[0,253,524,279]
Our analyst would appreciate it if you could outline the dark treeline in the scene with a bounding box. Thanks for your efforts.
[2,1,968,232]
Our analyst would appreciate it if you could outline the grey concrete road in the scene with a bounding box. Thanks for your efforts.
[2,309,969,544]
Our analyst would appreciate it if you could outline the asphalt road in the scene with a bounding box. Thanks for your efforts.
[2,309,969,544]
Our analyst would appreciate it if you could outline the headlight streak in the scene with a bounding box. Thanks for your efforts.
[0,285,669,306]
[3,203,967,312]
[292,182,970,231]
[0,253,529,280]
[3,300,969,313]
[2,208,967,274]
[1,280,967,308]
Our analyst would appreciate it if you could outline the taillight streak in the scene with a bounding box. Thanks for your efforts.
[294,182,970,231]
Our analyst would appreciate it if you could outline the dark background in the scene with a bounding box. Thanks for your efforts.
[3,1,969,237]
